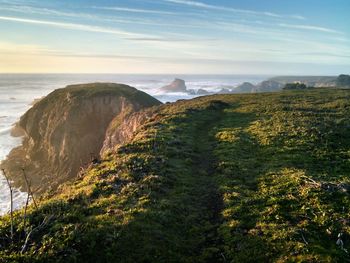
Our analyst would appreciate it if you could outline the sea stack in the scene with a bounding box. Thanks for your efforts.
[161,78,187,93]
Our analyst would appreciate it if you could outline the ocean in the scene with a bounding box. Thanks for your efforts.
[0,73,268,215]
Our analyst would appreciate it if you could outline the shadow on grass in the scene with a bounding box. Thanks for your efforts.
[2,93,349,263]
[215,105,350,262]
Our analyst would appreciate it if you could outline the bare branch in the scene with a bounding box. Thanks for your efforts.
[21,215,53,254]
[22,191,30,230]
[301,175,321,186]
[301,231,309,245]
[21,168,38,209]
[20,228,33,254]
[1,169,14,242]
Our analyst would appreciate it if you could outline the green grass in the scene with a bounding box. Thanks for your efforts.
[0,88,349,262]
[21,82,161,127]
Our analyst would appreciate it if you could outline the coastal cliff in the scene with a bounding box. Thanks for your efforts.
[0,88,350,262]
[1,83,161,192]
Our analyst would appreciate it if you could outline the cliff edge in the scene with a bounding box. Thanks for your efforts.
[1,83,161,192]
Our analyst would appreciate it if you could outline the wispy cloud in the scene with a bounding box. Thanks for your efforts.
[164,0,304,20]
[0,15,214,45]
[0,41,229,63]
[164,0,279,17]
[95,6,176,15]
[295,51,350,59]
[3,41,348,66]
[0,15,154,38]
[0,4,205,30]
[0,41,55,54]
[279,23,343,34]
[0,42,147,60]
[0,0,36,4]
[290,15,306,20]
[0,5,98,19]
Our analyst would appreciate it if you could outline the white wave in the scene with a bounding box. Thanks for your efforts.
[0,171,28,215]
[0,127,12,136]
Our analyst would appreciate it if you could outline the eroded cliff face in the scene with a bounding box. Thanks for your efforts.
[100,109,158,155]
[1,83,161,192]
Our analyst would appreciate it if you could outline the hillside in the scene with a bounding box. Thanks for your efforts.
[0,88,350,262]
[232,75,347,94]
[269,76,337,87]
[0,83,161,192]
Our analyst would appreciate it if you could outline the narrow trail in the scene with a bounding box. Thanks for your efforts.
[192,109,223,227]
[183,104,226,261]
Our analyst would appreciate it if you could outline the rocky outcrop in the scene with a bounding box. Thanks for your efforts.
[268,76,337,88]
[196,88,211,95]
[233,82,256,93]
[161,79,187,93]
[161,79,214,96]
[256,80,284,92]
[187,88,211,95]
[215,83,257,94]
[336,74,350,88]
[101,108,157,155]
[217,87,233,94]
[1,83,161,192]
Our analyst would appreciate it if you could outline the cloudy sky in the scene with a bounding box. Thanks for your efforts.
[0,0,349,74]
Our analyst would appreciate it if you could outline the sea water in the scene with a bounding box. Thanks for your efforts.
[0,74,267,215]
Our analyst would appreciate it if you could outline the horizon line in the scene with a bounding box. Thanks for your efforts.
[0,72,341,77]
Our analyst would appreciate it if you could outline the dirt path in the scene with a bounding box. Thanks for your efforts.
[183,104,226,261]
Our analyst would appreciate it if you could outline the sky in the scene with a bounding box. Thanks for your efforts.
[0,0,349,74]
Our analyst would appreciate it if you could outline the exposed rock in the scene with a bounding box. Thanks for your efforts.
[161,78,187,93]
[336,74,350,88]
[217,88,233,94]
[187,89,196,95]
[1,83,161,193]
[187,88,211,95]
[10,123,25,137]
[196,88,211,95]
[30,97,44,106]
[256,80,284,92]
[268,76,337,88]
[233,82,256,93]
[101,108,157,155]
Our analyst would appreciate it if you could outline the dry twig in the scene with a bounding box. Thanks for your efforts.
[22,168,38,209]
[2,169,14,242]
[21,215,53,254]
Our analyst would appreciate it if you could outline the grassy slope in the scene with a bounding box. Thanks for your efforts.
[21,82,161,125]
[1,89,350,262]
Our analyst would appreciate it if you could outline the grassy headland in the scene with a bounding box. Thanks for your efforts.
[0,88,349,262]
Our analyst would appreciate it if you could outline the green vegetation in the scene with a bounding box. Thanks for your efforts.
[1,88,350,262]
[23,82,161,120]
[283,83,309,90]
[2,82,161,193]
